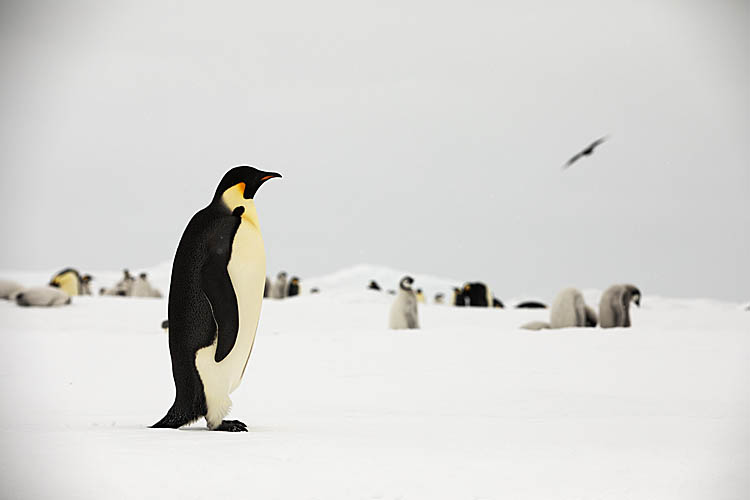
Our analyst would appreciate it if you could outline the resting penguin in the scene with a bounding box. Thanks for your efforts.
[516,300,547,309]
[521,288,597,330]
[0,279,24,300]
[152,165,281,432]
[132,272,163,298]
[271,271,287,299]
[465,282,492,307]
[389,276,419,329]
[368,280,381,291]
[492,297,505,308]
[80,274,94,295]
[287,276,300,297]
[599,284,641,328]
[16,286,71,307]
[452,287,466,306]
[50,268,83,296]
[434,293,445,304]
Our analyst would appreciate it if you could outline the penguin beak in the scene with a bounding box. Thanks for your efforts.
[260,172,282,183]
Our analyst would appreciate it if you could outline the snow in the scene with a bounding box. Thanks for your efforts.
[0,265,748,499]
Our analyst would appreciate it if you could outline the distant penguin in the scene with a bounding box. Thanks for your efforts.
[522,287,596,330]
[465,282,492,307]
[132,272,162,298]
[271,271,287,299]
[50,268,83,296]
[263,276,271,298]
[416,289,425,304]
[516,301,547,309]
[434,293,445,304]
[0,279,24,300]
[105,270,134,296]
[492,297,505,308]
[452,287,466,306]
[389,276,419,329]
[387,289,396,295]
[310,288,320,294]
[152,165,281,432]
[80,274,94,295]
[599,284,641,328]
[161,319,169,330]
[287,276,300,297]
[16,286,71,307]
[549,287,590,328]
[368,280,381,291]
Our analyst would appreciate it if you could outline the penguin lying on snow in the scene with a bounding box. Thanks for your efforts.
[465,282,492,307]
[434,293,445,304]
[452,287,466,306]
[50,268,83,296]
[599,284,641,328]
[389,276,419,329]
[368,280,381,291]
[521,288,597,330]
[16,286,71,307]
[131,272,163,298]
[516,301,547,309]
[0,279,24,300]
[492,297,505,308]
[152,166,281,432]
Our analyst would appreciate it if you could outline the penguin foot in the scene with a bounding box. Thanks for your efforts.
[213,420,248,432]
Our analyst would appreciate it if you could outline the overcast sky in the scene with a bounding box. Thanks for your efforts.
[1,0,748,301]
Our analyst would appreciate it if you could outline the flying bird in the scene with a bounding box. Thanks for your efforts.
[563,136,608,169]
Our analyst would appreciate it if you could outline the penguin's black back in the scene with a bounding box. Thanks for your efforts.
[515,300,547,309]
[466,282,489,307]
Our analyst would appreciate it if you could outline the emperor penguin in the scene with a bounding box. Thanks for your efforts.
[465,282,492,307]
[263,276,271,298]
[80,274,94,295]
[522,287,597,330]
[152,166,281,432]
[492,297,505,308]
[452,287,466,306]
[368,280,381,291]
[271,271,287,299]
[16,286,71,306]
[0,279,24,300]
[416,288,425,303]
[287,276,300,297]
[434,292,445,304]
[389,276,419,329]
[515,300,547,309]
[132,272,162,298]
[599,284,641,328]
[50,268,83,296]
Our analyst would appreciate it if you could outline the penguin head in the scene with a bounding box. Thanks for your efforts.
[139,272,147,279]
[399,276,414,291]
[291,277,300,284]
[82,274,92,283]
[629,286,641,307]
[215,166,281,207]
[277,271,287,279]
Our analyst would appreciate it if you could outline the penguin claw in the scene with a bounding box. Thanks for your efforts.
[214,420,248,432]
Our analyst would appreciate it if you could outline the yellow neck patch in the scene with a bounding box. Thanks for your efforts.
[221,183,260,228]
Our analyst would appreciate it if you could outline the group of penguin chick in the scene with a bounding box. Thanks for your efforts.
[0,268,163,307]
[385,274,642,331]
[263,271,305,299]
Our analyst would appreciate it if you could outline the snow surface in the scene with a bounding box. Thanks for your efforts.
[1,265,749,499]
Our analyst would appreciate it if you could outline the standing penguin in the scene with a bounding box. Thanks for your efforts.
[416,289,425,304]
[50,268,83,296]
[599,284,641,328]
[80,274,94,295]
[434,293,445,304]
[287,276,300,297]
[389,276,419,329]
[152,166,281,432]
[271,271,287,299]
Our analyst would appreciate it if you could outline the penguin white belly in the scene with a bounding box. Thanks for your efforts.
[195,216,265,427]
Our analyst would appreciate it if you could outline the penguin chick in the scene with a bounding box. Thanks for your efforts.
[389,276,419,329]
[16,286,71,307]
[599,284,641,328]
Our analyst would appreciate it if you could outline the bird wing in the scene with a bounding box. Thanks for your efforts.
[563,152,583,169]
[201,248,240,363]
[590,136,608,149]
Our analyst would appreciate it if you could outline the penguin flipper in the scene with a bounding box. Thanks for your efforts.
[201,253,240,363]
